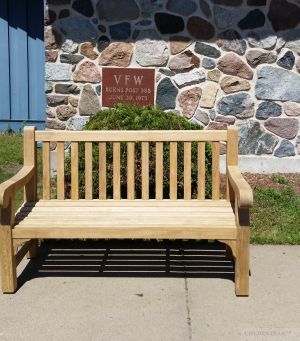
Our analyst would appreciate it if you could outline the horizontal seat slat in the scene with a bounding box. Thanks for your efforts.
[12,227,236,240]
[35,130,227,142]
[23,200,232,207]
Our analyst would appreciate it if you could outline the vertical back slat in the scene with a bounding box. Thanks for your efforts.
[184,142,192,200]
[197,142,205,200]
[127,142,135,200]
[156,142,163,200]
[169,142,177,200]
[42,141,50,200]
[85,142,93,200]
[99,142,106,200]
[113,142,121,200]
[71,142,79,200]
[56,142,65,200]
[226,127,238,201]
[141,142,149,200]
[212,142,220,200]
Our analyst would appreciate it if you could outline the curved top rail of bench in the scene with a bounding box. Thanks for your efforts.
[35,129,231,142]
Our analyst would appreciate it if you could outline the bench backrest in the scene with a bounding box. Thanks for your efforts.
[24,127,238,201]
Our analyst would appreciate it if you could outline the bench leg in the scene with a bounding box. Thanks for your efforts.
[0,226,17,294]
[235,227,249,296]
[27,239,39,259]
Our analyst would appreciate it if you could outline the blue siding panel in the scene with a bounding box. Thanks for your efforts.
[27,0,46,121]
[0,0,45,131]
[0,0,10,121]
[0,121,44,132]
[9,0,29,120]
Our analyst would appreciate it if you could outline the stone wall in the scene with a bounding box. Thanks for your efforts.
[45,0,300,158]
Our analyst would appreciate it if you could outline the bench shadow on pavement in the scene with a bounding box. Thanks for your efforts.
[18,240,234,288]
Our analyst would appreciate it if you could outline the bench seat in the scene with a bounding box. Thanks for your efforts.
[13,200,237,240]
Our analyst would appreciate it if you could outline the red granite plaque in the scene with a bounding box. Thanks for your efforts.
[102,67,155,107]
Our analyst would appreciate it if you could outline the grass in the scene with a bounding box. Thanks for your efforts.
[250,180,300,244]
[0,132,24,206]
[0,132,299,244]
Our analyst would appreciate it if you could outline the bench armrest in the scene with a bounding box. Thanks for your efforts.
[0,166,35,208]
[227,166,253,208]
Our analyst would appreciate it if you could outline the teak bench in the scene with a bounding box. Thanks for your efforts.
[0,127,253,295]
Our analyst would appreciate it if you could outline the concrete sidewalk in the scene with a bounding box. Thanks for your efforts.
[0,242,299,341]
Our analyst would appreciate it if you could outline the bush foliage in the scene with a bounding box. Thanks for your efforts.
[65,104,212,199]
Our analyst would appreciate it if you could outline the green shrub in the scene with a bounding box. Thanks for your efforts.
[65,104,212,199]
[271,173,289,185]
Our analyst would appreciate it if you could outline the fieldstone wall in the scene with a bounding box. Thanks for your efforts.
[45,0,300,158]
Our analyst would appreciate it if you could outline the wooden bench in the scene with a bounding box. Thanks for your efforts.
[0,126,253,295]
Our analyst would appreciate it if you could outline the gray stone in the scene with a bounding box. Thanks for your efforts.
[256,66,300,102]
[158,68,176,77]
[47,0,70,4]
[96,0,139,21]
[274,139,295,157]
[283,29,300,55]
[60,54,84,64]
[66,116,90,130]
[45,81,53,94]
[202,58,216,69]
[79,84,100,116]
[217,30,246,56]
[199,0,212,18]
[58,16,98,43]
[238,9,265,30]
[264,117,299,139]
[45,119,66,130]
[61,39,79,53]
[97,36,110,53]
[193,109,210,125]
[166,0,197,16]
[256,101,282,120]
[55,84,80,95]
[209,109,216,120]
[296,135,300,154]
[156,78,178,109]
[296,58,300,73]
[135,20,152,26]
[155,13,184,34]
[96,85,101,96]
[194,42,221,58]
[109,22,131,40]
[217,93,255,118]
[72,0,94,17]
[277,51,295,70]
[247,29,277,50]
[173,69,205,88]
[246,50,277,67]
[45,63,71,81]
[46,107,55,118]
[56,105,77,121]
[238,120,279,155]
[137,0,164,17]
[47,95,68,107]
[135,30,169,67]
[213,6,244,30]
